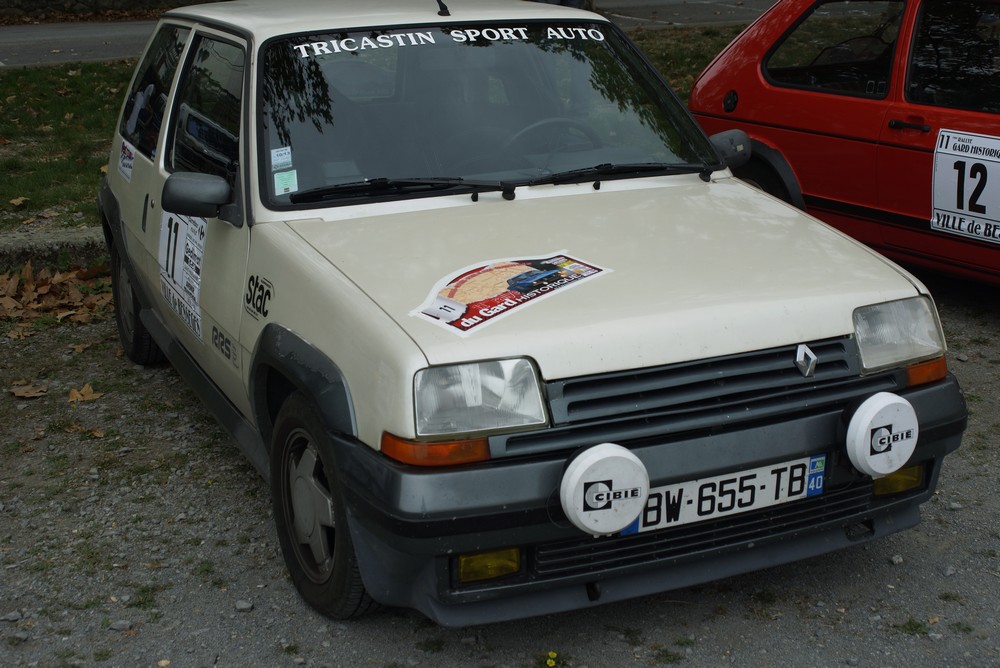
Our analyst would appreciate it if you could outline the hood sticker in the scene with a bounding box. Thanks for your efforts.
[412,252,608,336]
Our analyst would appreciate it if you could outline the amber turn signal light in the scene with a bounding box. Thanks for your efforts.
[381,432,490,466]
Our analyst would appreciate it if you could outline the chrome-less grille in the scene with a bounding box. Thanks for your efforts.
[490,337,900,458]
[549,337,858,424]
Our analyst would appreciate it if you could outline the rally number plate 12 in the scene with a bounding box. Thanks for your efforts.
[622,454,826,535]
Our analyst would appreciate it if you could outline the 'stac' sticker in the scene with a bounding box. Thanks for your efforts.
[412,251,607,336]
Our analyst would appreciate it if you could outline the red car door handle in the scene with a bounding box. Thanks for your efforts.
[888,119,931,132]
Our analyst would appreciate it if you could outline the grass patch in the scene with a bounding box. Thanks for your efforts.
[126,582,170,610]
[894,617,929,636]
[950,621,974,634]
[415,637,446,653]
[630,25,746,102]
[0,60,136,232]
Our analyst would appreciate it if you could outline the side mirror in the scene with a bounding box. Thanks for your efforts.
[162,172,232,219]
[710,129,752,171]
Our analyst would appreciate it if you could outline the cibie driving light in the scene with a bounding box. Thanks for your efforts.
[853,297,945,372]
[415,359,547,437]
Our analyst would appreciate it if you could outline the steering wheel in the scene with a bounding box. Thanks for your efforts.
[500,117,602,156]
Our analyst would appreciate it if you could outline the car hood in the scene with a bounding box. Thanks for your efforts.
[285,177,919,380]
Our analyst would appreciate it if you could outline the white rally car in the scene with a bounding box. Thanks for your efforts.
[99,0,966,626]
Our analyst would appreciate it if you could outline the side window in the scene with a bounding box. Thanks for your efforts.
[169,35,245,181]
[764,0,905,97]
[120,24,190,157]
[907,0,1000,112]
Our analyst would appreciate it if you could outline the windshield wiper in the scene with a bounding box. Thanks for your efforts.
[527,162,713,187]
[288,177,507,204]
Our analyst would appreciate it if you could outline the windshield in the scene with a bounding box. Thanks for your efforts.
[259,22,717,208]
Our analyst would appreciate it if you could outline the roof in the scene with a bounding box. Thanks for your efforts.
[164,0,602,41]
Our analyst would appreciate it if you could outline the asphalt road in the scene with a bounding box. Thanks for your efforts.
[0,1,771,68]
[0,21,155,68]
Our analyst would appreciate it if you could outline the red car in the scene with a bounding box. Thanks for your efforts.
[689,0,1000,283]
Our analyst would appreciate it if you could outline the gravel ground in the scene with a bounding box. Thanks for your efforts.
[1,269,998,668]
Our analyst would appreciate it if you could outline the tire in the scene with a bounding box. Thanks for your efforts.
[270,392,376,619]
[110,242,164,365]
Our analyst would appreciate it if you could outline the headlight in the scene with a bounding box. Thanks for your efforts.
[853,296,945,372]
[414,359,547,437]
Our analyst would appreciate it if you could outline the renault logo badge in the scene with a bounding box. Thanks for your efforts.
[795,344,818,377]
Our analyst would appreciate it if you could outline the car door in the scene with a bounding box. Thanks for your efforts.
[877,0,1000,279]
[154,30,252,412]
[112,23,191,295]
[753,0,904,244]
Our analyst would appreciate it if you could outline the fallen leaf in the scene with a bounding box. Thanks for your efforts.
[929,615,940,625]
[8,196,28,207]
[68,383,104,402]
[69,342,92,353]
[11,383,48,399]
[100,163,109,174]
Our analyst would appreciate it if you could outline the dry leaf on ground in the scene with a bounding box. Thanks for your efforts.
[68,383,104,403]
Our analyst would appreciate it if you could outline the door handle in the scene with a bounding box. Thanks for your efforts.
[888,119,931,132]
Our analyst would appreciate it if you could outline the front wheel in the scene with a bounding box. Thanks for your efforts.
[270,392,376,619]
[110,241,164,365]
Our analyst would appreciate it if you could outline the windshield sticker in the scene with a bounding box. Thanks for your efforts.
[158,212,205,339]
[412,252,607,336]
[118,139,137,183]
[271,146,292,171]
[274,170,298,195]
[932,129,1000,245]
[292,26,605,57]
[293,32,436,57]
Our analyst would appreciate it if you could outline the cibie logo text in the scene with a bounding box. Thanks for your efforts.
[583,480,642,511]
[869,424,914,455]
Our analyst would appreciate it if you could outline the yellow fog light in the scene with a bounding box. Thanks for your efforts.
[872,465,925,496]
[457,548,521,584]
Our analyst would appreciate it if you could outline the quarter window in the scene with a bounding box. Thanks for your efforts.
[119,24,189,157]
[907,0,1000,112]
[764,0,904,98]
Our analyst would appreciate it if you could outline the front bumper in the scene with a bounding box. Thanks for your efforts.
[332,372,965,627]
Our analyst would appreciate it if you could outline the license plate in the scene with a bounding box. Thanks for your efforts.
[621,454,826,535]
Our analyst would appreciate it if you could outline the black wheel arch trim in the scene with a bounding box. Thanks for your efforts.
[742,139,806,210]
[248,324,358,450]
[98,176,123,253]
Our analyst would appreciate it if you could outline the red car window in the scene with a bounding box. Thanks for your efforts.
[907,0,1000,112]
[764,0,905,98]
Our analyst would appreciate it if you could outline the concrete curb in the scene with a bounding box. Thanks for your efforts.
[0,225,107,273]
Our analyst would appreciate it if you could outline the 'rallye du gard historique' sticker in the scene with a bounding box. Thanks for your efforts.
[412,252,607,336]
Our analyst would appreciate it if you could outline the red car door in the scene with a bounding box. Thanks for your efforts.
[877,0,1000,280]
